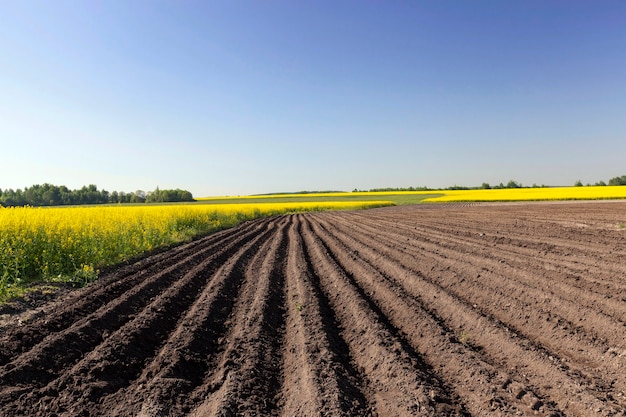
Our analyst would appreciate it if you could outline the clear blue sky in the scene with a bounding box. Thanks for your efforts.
[1,1,625,196]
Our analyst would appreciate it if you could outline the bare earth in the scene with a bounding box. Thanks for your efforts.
[1,201,625,416]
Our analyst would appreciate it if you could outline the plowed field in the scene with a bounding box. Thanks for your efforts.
[1,202,626,416]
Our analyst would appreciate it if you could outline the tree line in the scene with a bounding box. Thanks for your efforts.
[588,175,626,186]
[481,175,626,189]
[360,175,626,193]
[0,184,194,207]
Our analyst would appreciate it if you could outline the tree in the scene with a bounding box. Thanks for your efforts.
[574,180,583,187]
[43,187,61,205]
[608,175,626,186]
[506,180,521,188]
[130,190,146,203]
[145,187,194,203]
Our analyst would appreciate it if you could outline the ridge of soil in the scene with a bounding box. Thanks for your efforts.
[1,202,626,416]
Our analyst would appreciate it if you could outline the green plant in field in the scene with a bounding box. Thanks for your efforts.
[61,264,99,288]
[619,223,625,229]
[0,273,9,302]
[458,330,471,346]
[295,301,303,312]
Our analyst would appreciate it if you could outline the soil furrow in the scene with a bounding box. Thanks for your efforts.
[350,209,626,302]
[187,216,291,416]
[103,217,282,417]
[313,211,626,416]
[333,210,626,358]
[300,216,458,416]
[355,206,626,288]
[0,218,276,415]
[329,210,626,384]
[280,215,373,416]
[309,214,551,416]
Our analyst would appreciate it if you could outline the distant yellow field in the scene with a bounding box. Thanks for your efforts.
[199,185,626,204]
[422,186,626,202]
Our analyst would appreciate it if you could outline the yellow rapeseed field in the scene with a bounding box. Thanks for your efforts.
[421,185,626,202]
[0,200,392,299]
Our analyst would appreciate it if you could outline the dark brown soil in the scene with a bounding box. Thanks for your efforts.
[1,202,626,416]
